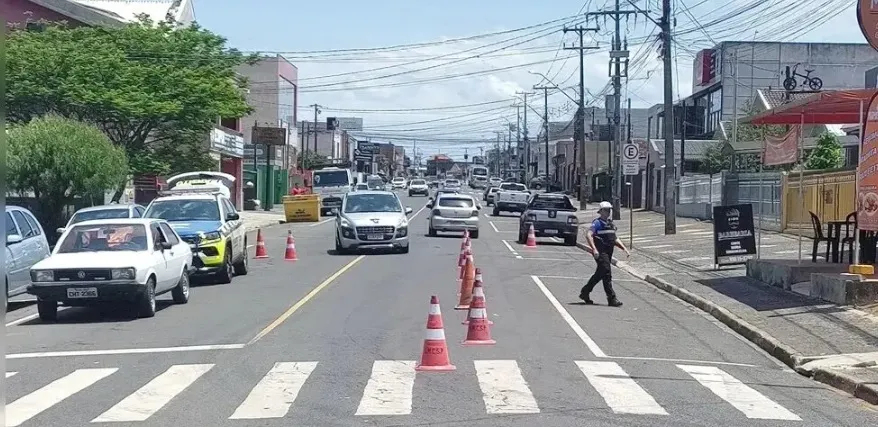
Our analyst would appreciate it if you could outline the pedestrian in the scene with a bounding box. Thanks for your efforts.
[290,182,308,196]
[580,201,629,307]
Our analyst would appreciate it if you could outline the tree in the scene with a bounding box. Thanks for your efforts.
[301,150,328,170]
[732,99,788,143]
[7,116,129,231]
[5,17,255,198]
[806,132,844,170]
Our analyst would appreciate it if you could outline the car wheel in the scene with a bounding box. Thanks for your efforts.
[564,235,577,246]
[399,244,410,254]
[138,277,157,318]
[37,300,58,322]
[492,207,500,216]
[428,223,437,237]
[517,228,527,244]
[233,239,249,276]
[471,230,480,239]
[171,270,190,304]
[216,247,233,284]
[335,232,348,255]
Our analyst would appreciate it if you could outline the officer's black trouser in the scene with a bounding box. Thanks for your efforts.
[580,251,616,301]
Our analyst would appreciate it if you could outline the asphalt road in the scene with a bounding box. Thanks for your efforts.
[6,191,878,426]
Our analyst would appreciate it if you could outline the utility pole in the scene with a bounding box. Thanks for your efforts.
[506,123,512,179]
[563,25,600,208]
[661,0,676,234]
[494,131,502,176]
[516,91,532,183]
[309,104,322,156]
[516,105,522,181]
[533,86,552,183]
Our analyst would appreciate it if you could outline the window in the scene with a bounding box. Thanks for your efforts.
[410,180,426,185]
[500,183,527,192]
[145,199,221,222]
[313,170,351,187]
[70,208,130,224]
[151,223,166,246]
[343,194,401,213]
[23,212,41,236]
[222,199,237,216]
[529,196,575,210]
[11,211,35,238]
[159,223,181,245]
[438,198,474,208]
[134,207,145,217]
[6,212,19,237]
[55,224,149,253]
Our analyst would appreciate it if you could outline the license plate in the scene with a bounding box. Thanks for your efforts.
[448,220,463,225]
[366,234,384,241]
[67,287,98,298]
[544,229,558,234]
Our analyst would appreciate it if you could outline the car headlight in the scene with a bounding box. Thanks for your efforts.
[397,218,409,228]
[111,268,136,280]
[31,270,54,282]
[340,217,352,228]
[201,231,222,241]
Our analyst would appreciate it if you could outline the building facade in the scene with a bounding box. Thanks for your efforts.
[2,0,194,27]
[208,126,245,209]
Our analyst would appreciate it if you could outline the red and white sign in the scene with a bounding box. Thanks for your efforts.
[857,91,878,231]
[763,126,800,166]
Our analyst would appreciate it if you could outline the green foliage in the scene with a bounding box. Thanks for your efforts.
[5,16,254,188]
[7,115,129,229]
[301,150,328,170]
[732,99,789,143]
[699,141,730,174]
[805,132,844,170]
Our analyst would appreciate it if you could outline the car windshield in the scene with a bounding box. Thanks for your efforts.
[355,184,369,190]
[393,178,404,183]
[313,171,350,187]
[56,224,149,253]
[445,180,460,186]
[145,199,220,222]
[500,183,527,191]
[438,198,474,208]
[344,194,401,213]
[367,178,384,188]
[410,180,426,185]
[69,208,130,225]
[530,196,575,210]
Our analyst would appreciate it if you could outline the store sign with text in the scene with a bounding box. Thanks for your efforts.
[857,91,878,231]
[712,204,756,266]
[210,128,244,158]
[858,0,878,52]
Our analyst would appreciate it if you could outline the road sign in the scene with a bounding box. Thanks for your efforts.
[622,143,639,176]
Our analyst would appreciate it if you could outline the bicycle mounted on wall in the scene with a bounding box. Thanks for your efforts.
[783,63,823,91]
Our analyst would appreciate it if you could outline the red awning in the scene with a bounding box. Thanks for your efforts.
[745,89,878,125]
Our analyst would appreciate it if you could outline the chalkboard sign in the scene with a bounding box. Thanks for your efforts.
[713,204,757,267]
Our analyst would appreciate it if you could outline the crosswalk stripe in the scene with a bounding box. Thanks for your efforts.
[91,364,213,423]
[229,362,318,420]
[355,360,416,416]
[678,365,801,421]
[6,372,18,378]
[474,360,540,414]
[6,368,118,427]
[576,361,668,415]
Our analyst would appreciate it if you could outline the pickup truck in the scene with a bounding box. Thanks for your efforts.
[492,182,530,216]
[518,193,579,246]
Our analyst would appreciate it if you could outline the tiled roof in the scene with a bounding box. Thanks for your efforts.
[757,89,814,109]
[649,139,718,161]
[71,0,193,24]
[25,0,126,27]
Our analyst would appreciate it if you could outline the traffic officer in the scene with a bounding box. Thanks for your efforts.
[580,201,629,307]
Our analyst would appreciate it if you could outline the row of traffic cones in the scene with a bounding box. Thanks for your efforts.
[415,230,495,371]
[253,228,298,261]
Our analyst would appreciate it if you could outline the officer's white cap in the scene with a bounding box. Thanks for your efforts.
[598,201,612,211]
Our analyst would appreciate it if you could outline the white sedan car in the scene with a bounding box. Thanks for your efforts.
[427,193,481,238]
[391,177,407,190]
[27,218,193,321]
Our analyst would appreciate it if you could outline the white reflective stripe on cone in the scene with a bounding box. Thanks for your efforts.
[468,308,487,319]
[424,328,446,340]
[428,304,441,315]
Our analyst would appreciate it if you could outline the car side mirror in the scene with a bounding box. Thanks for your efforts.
[226,212,240,221]
[405,207,413,215]
[56,227,66,235]
[426,202,433,209]
[6,234,23,245]
[160,241,173,250]
[477,205,482,210]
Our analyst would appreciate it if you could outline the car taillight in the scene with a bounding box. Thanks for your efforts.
[471,210,479,217]
[432,209,441,216]
[567,216,578,224]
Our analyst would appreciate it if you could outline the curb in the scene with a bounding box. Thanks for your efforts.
[573,241,878,406]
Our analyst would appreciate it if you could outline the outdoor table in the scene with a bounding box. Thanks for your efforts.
[826,220,854,263]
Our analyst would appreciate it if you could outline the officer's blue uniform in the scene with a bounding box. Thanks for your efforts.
[580,217,622,306]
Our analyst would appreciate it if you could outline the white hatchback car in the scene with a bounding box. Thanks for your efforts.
[427,193,481,238]
[28,218,193,321]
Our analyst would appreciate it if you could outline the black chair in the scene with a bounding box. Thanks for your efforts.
[840,211,856,264]
[809,212,832,263]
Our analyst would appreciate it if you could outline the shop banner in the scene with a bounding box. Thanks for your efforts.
[857,91,878,231]
[712,204,756,266]
[763,126,800,166]
[858,0,878,52]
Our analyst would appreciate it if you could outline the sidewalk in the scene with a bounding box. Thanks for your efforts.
[239,207,286,231]
[572,205,878,405]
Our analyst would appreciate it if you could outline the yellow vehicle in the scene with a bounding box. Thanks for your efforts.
[144,186,247,284]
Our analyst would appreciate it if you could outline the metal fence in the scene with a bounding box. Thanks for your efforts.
[678,173,723,204]
[725,172,784,232]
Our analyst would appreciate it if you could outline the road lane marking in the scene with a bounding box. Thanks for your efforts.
[530,276,607,358]
[230,362,318,419]
[678,365,801,420]
[474,360,540,414]
[517,257,581,261]
[309,218,334,227]
[355,360,416,416]
[501,240,518,255]
[6,371,18,378]
[576,361,668,415]
[248,255,367,344]
[6,344,245,360]
[607,356,757,368]
[410,204,428,219]
[489,221,500,233]
[639,244,673,249]
[6,308,70,327]
[92,364,213,422]
[6,368,118,427]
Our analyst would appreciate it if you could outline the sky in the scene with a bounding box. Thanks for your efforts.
[194,0,865,160]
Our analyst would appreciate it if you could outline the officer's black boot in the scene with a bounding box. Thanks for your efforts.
[608,298,623,307]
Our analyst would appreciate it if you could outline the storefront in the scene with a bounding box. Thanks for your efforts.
[210,127,245,209]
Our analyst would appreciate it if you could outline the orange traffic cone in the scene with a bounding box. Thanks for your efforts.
[462,229,470,242]
[284,230,298,261]
[463,268,493,325]
[456,246,469,283]
[254,228,269,259]
[455,254,475,310]
[525,224,537,248]
[415,296,456,371]
[462,278,496,346]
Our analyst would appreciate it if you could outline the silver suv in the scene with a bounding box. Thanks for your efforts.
[5,205,51,310]
[335,191,413,254]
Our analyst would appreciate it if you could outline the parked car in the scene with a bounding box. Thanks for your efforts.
[518,193,579,246]
[5,205,52,310]
[56,204,146,235]
[27,218,193,321]
[426,193,480,238]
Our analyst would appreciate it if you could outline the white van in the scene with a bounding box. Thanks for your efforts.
[312,167,354,216]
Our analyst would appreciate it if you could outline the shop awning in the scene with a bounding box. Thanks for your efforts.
[745,89,878,125]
